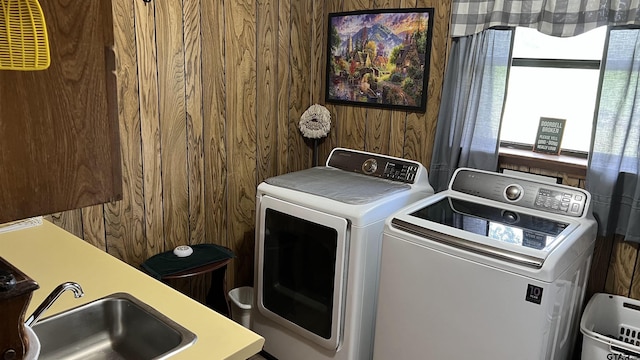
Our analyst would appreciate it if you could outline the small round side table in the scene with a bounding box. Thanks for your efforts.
[141,244,233,317]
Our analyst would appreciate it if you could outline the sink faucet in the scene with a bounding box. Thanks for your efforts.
[24,282,84,327]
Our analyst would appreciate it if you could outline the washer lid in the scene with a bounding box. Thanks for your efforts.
[391,195,579,268]
[264,167,410,205]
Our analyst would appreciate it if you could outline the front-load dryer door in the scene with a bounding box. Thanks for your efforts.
[257,195,349,351]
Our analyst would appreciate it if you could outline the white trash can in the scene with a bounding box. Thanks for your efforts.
[228,286,253,328]
[581,293,640,360]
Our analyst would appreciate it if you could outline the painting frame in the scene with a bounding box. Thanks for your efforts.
[325,8,434,113]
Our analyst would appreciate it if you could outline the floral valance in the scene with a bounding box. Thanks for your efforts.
[451,0,640,37]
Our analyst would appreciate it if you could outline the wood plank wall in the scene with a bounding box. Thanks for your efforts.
[42,0,640,307]
[44,0,450,298]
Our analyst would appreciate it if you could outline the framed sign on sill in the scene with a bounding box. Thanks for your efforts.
[325,8,434,113]
[533,117,566,155]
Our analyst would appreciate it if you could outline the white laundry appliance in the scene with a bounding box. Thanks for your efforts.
[373,168,597,360]
[251,148,434,360]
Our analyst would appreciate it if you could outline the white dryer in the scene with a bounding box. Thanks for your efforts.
[252,148,434,360]
[373,168,597,360]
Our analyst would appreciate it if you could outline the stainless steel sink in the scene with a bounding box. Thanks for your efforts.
[31,292,197,360]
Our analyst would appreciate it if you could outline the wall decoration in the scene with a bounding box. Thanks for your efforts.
[299,104,331,166]
[325,8,434,112]
[533,117,566,154]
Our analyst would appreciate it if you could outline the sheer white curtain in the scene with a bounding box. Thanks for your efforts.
[587,28,640,242]
[428,29,512,192]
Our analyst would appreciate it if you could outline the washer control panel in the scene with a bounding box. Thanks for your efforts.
[451,169,589,217]
[534,188,586,214]
[327,148,422,184]
[382,162,419,182]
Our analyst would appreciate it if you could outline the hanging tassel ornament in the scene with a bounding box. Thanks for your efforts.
[299,104,331,166]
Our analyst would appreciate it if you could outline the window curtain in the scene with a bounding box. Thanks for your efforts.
[451,0,640,38]
[428,29,512,192]
[586,28,640,242]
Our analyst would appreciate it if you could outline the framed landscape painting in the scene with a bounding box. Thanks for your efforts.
[325,8,434,112]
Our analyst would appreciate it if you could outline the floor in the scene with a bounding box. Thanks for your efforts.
[248,352,269,360]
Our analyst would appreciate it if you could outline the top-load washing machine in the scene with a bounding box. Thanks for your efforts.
[252,148,434,360]
[373,168,597,360]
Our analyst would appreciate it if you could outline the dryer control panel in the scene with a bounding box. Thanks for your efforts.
[451,168,589,217]
[327,148,422,184]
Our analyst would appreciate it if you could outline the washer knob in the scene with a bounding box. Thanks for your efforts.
[502,211,518,223]
[362,158,378,174]
[505,185,522,201]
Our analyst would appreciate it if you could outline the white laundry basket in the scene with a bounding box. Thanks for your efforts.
[581,293,640,360]
[228,286,253,328]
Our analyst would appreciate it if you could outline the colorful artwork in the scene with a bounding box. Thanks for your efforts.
[325,8,434,112]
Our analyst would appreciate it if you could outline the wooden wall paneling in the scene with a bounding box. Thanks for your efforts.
[44,211,84,239]
[318,1,342,164]
[628,240,640,299]
[184,0,205,246]
[365,109,392,155]
[257,0,279,184]
[403,116,425,162]
[105,0,145,266]
[201,3,228,243]
[605,234,638,297]
[156,0,189,255]
[134,0,164,261]
[201,1,229,293]
[288,0,314,171]
[312,1,326,105]
[225,0,258,287]
[81,206,106,250]
[250,0,279,301]
[339,106,367,152]
[587,234,615,300]
[277,0,292,174]
[388,113,407,159]
[183,0,206,301]
[311,1,334,165]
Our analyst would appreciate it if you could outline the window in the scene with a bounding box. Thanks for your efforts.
[499,27,608,155]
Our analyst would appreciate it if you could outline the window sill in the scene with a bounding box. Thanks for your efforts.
[498,147,587,180]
